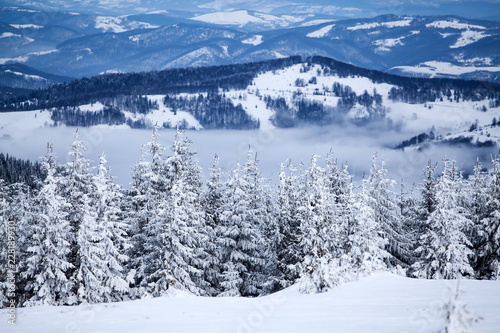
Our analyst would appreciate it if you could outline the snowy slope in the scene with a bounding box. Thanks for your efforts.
[1,273,499,332]
[3,62,499,138]
[0,95,203,134]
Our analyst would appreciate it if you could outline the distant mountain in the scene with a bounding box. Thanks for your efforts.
[1,0,500,21]
[0,8,499,83]
[0,63,72,98]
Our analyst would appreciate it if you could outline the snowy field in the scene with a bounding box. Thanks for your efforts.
[1,272,499,332]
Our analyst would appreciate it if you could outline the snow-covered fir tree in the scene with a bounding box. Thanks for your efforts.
[275,160,304,288]
[467,159,490,278]
[0,180,11,307]
[126,125,169,297]
[5,182,33,305]
[143,129,213,296]
[350,176,389,276]
[63,132,122,304]
[219,149,270,297]
[298,154,340,293]
[91,154,130,302]
[413,159,474,279]
[204,155,226,295]
[23,145,74,306]
[366,153,406,268]
[476,154,500,280]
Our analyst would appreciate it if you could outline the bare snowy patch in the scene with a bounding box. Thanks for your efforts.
[307,24,335,38]
[450,30,490,48]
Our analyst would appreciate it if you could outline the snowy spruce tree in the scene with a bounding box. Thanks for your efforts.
[155,131,206,295]
[62,132,128,304]
[476,154,500,279]
[204,155,227,295]
[350,176,389,276]
[0,180,11,308]
[413,159,474,279]
[467,159,490,278]
[298,154,340,293]
[5,181,33,305]
[275,160,305,288]
[91,155,130,302]
[218,149,270,297]
[23,145,74,306]
[127,125,169,297]
[366,153,407,268]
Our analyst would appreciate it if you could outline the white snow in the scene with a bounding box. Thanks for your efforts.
[347,18,412,31]
[77,102,106,112]
[450,30,490,48]
[456,56,493,66]
[0,110,54,136]
[300,19,335,27]
[95,16,127,33]
[0,55,29,65]
[1,273,499,332]
[273,51,287,59]
[95,16,157,33]
[147,10,168,14]
[242,35,263,46]
[3,70,46,81]
[220,44,229,56]
[387,98,500,133]
[391,61,500,76]
[253,12,304,27]
[347,22,379,30]
[307,24,335,38]
[190,10,302,27]
[0,49,59,65]
[190,10,265,26]
[138,95,202,130]
[439,32,456,38]
[28,49,59,56]
[0,32,22,39]
[10,24,43,29]
[426,19,486,30]
[372,37,405,52]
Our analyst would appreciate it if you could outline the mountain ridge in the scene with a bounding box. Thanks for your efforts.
[0,8,499,81]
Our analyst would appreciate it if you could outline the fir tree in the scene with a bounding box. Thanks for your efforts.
[219,149,269,296]
[127,125,168,297]
[477,154,500,279]
[204,155,226,295]
[91,155,130,302]
[414,160,474,279]
[367,153,406,268]
[299,155,339,293]
[23,145,74,306]
[275,160,304,288]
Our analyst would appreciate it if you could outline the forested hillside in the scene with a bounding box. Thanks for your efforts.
[1,129,499,308]
[1,56,500,131]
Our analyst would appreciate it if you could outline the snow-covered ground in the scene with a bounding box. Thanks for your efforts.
[307,24,335,38]
[391,61,500,77]
[1,272,499,332]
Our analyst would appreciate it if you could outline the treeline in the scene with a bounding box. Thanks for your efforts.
[1,129,499,309]
[50,96,160,128]
[313,55,500,106]
[266,79,386,127]
[163,93,259,129]
[0,153,44,189]
[0,57,302,112]
[2,55,500,116]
